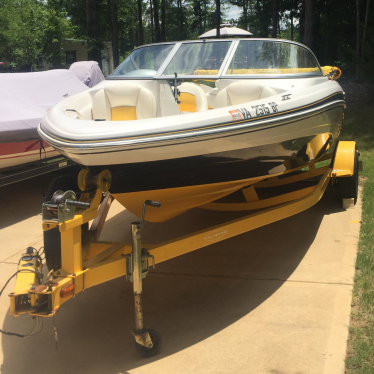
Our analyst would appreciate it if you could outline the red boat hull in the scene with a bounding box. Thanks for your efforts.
[0,140,58,170]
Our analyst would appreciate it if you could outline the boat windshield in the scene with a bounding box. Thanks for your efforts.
[224,40,322,76]
[109,39,321,79]
[161,41,232,77]
[110,44,175,78]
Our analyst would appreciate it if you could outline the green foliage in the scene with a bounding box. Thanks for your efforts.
[336,106,374,373]
[0,0,73,70]
[227,0,373,80]
[0,0,372,78]
[41,6,75,67]
[0,0,44,69]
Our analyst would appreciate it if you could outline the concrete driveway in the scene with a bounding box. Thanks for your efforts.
[0,172,361,374]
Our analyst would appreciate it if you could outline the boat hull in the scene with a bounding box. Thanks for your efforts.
[41,92,344,167]
[98,106,343,222]
[0,140,59,170]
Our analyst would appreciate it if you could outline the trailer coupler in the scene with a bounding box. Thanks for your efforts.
[9,247,44,316]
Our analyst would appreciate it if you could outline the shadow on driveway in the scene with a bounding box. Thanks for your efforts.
[1,187,343,374]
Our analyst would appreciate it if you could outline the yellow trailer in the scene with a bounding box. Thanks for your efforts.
[6,140,360,357]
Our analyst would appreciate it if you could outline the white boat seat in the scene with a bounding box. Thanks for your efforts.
[92,83,156,121]
[214,82,277,108]
[178,82,208,113]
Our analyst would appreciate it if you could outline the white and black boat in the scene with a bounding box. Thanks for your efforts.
[38,38,345,221]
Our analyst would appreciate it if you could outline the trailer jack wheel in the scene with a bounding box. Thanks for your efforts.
[134,329,162,357]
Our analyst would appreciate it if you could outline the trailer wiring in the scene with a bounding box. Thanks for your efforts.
[0,246,45,338]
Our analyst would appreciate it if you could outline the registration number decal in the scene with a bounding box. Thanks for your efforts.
[229,108,252,121]
[229,110,243,121]
[229,102,279,121]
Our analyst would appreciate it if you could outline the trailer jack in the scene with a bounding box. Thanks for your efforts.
[125,200,161,357]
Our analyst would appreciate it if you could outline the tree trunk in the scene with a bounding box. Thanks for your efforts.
[178,0,184,40]
[86,0,101,62]
[198,1,203,34]
[161,0,166,41]
[272,0,277,38]
[137,0,144,46]
[216,0,220,38]
[153,0,161,42]
[204,0,207,30]
[110,0,119,67]
[362,0,370,57]
[150,0,154,42]
[303,0,313,48]
[290,11,294,40]
[243,1,248,31]
[262,0,267,37]
[356,0,361,80]
[299,0,305,43]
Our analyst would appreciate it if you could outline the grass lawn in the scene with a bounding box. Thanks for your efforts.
[341,105,374,373]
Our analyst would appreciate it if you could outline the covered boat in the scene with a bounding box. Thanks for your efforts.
[69,61,105,88]
[38,39,345,222]
[0,70,88,177]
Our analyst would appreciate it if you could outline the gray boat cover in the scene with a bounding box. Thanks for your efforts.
[0,69,88,143]
[69,61,105,88]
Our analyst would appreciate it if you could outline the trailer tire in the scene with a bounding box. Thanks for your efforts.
[135,329,162,357]
[43,174,88,272]
[337,150,359,205]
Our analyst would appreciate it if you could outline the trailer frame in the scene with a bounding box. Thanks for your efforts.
[8,140,359,356]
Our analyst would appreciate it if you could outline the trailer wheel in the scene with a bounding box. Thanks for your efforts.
[135,329,162,357]
[337,150,359,205]
[43,174,88,272]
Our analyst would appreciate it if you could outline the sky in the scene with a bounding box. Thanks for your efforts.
[225,6,299,28]
[226,5,241,20]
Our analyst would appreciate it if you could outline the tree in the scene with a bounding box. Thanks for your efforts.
[362,0,370,53]
[0,0,72,70]
[109,0,119,67]
[272,0,277,38]
[303,0,313,48]
[137,0,145,45]
[40,1,73,68]
[161,0,166,41]
[86,0,101,62]
[216,0,221,37]
[193,0,204,35]
[299,0,305,42]
[229,0,250,31]
[356,0,360,60]
[153,0,161,42]
[1,0,372,81]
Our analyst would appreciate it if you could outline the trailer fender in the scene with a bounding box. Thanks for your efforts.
[332,141,356,177]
